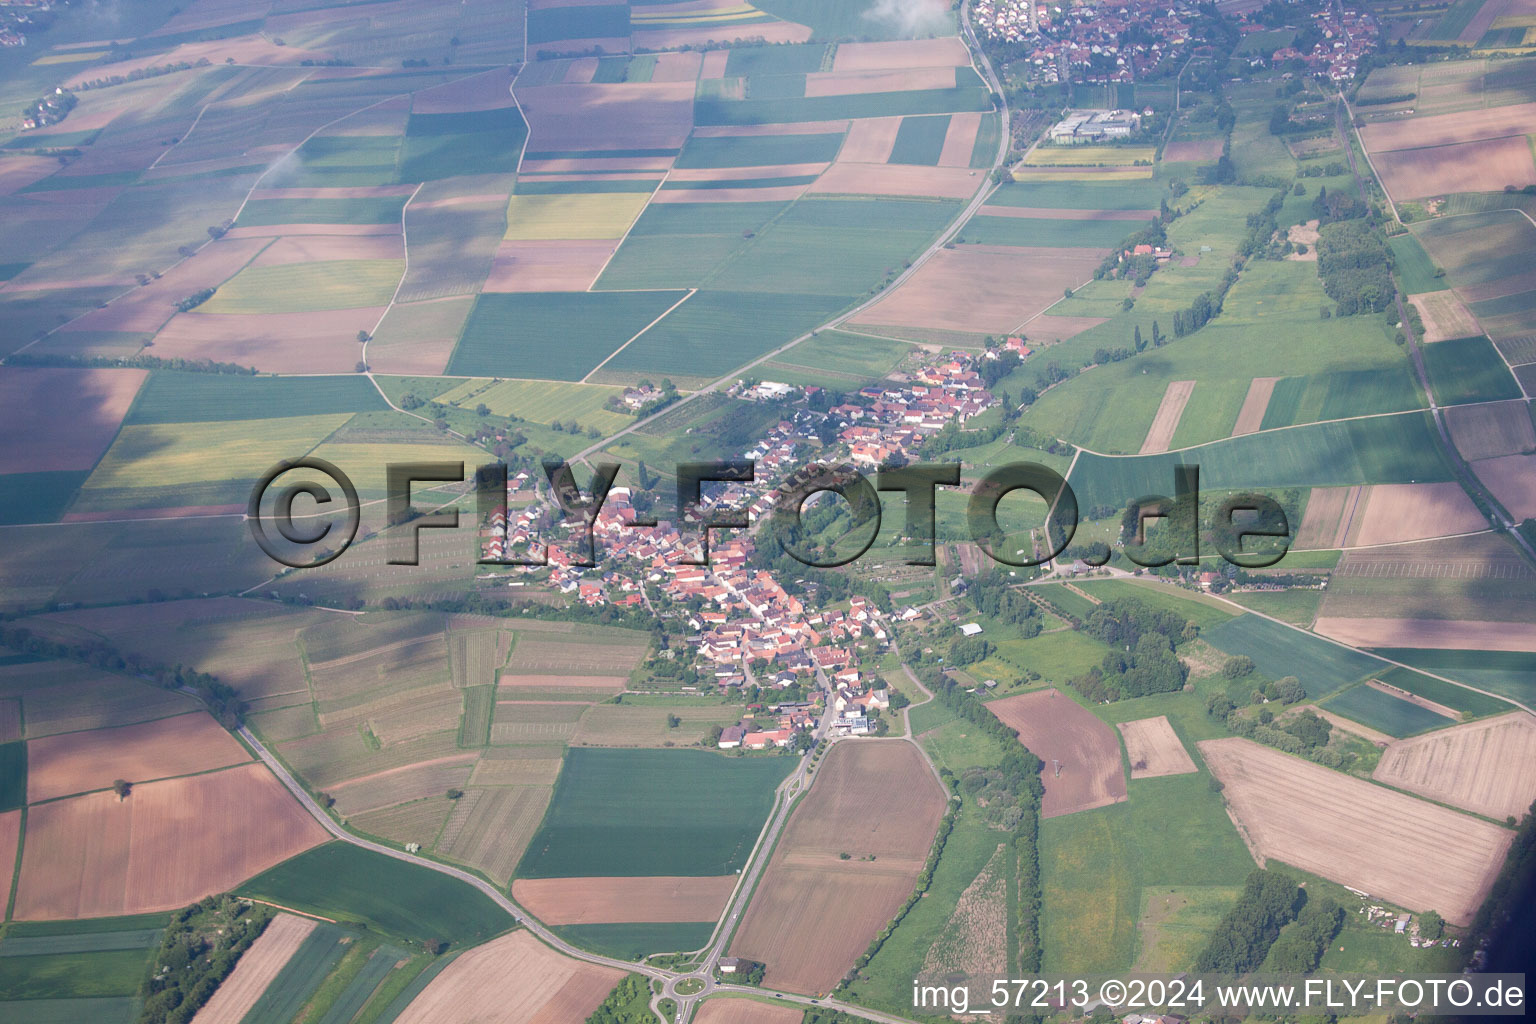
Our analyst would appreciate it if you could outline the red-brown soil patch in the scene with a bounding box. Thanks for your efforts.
[1374,712,1536,821]
[1349,482,1488,547]
[0,366,147,474]
[700,50,730,79]
[1232,376,1280,436]
[938,111,982,167]
[192,913,318,1024]
[151,309,388,372]
[1375,136,1536,200]
[808,162,980,199]
[1162,138,1225,162]
[1314,617,1536,653]
[1200,737,1512,924]
[1446,400,1536,460]
[1474,452,1536,520]
[839,116,902,163]
[652,51,704,82]
[484,240,616,292]
[13,762,328,919]
[803,67,955,97]
[1117,716,1197,779]
[695,1000,802,1024]
[411,67,515,113]
[728,740,944,996]
[28,712,250,804]
[849,245,1104,334]
[1360,101,1536,150]
[988,689,1127,817]
[0,155,62,196]
[394,930,623,1024]
[512,875,737,924]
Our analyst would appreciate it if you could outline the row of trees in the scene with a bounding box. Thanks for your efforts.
[0,623,246,728]
[1195,868,1306,973]
[6,352,257,375]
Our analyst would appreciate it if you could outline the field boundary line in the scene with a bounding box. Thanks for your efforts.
[580,288,697,383]
[238,898,338,923]
[1068,405,1436,459]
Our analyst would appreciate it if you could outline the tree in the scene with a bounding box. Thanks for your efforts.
[1419,909,1444,941]
[112,778,132,799]
[666,713,681,728]
[1222,655,1255,679]
[1275,676,1305,703]
[445,788,464,800]
[356,330,370,343]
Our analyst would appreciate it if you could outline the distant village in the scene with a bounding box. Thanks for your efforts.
[480,345,1024,748]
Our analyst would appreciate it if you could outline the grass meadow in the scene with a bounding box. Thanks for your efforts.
[1322,683,1457,737]
[447,291,686,380]
[1202,614,1384,698]
[197,261,403,314]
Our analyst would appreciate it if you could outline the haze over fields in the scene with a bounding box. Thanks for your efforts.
[0,0,1535,1021]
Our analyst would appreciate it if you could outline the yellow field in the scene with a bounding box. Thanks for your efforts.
[305,441,493,492]
[1024,145,1156,166]
[1012,167,1155,180]
[33,51,107,65]
[83,414,352,491]
[504,193,650,241]
[198,260,403,314]
[436,379,633,432]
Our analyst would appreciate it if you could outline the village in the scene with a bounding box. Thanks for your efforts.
[479,345,1019,752]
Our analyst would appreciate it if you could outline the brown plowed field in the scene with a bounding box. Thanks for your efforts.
[728,740,945,995]
[1232,376,1280,436]
[939,111,983,167]
[0,699,18,743]
[14,762,328,919]
[833,37,970,70]
[1162,138,1224,162]
[0,154,65,195]
[484,240,616,292]
[1117,716,1197,779]
[395,929,623,1024]
[804,67,955,96]
[1293,485,1361,550]
[848,245,1103,334]
[1446,400,1536,460]
[808,162,979,199]
[1474,452,1536,519]
[700,50,730,78]
[224,223,400,238]
[517,82,695,152]
[519,156,674,172]
[328,755,479,816]
[247,186,417,200]
[499,674,627,692]
[989,689,1127,817]
[1376,136,1536,199]
[839,116,903,163]
[1410,290,1482,342]
[1139,379,1195,454]
[1359,101,1536,150]
[1374,712,1536,821]
[1313,617,1536,652]
[669,163,828,181]
[1349,483,1488,547]
[695,999,802,1024]
[363,296,472,375]
[190,913,316,1024]
[0,367,146,474]
[512,875,736,924]
[27,712,250,803]
[652,51,704,82]
[150,309,388,373]
[564,58,599,84]
[1199,737,1512,924]
[0,811,18,904]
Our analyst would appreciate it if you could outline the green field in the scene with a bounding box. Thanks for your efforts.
[764,329,911,381]
[1066,412,1454,511]
[889,115,952,166]
[1202,615,1384,698]
[447,291,686,380]
[674,132,844,169]
[236,843,513,946]
[604,290,844,379]
[0,740,26,811]
[290,135,401,188]
[241,923,351,1024]
[597,201,790,289]
[0,997,139,1024]
[988,179,1164,211]
[1322,683,1456,737]
[1030,582,1099,619]
[1258,368,1424,429]
[528,3,629,43]
[551,922,715,960]
[435,378,632,432]
[1223,588,1323,627]
[124,373,386,426]
[0,928,163,957]
[1369,648,1536,706]
[1073,579,1236,631]
[1423,335,1524,405]
[1389,234,1449,294]
[723,43,829,76]
[0,471,88,526]
[198,261,403,315]
[0,948,149,1000]
[1377,665,1515,717]
[959,214,1135,249]
[236,196,408,227]
[398,106,527,181]
[516,748,792,878]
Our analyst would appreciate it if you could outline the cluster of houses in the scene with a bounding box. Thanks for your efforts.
[1256,6,1378,82]
[482,347,1013,698]
[979,0,1206,85]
